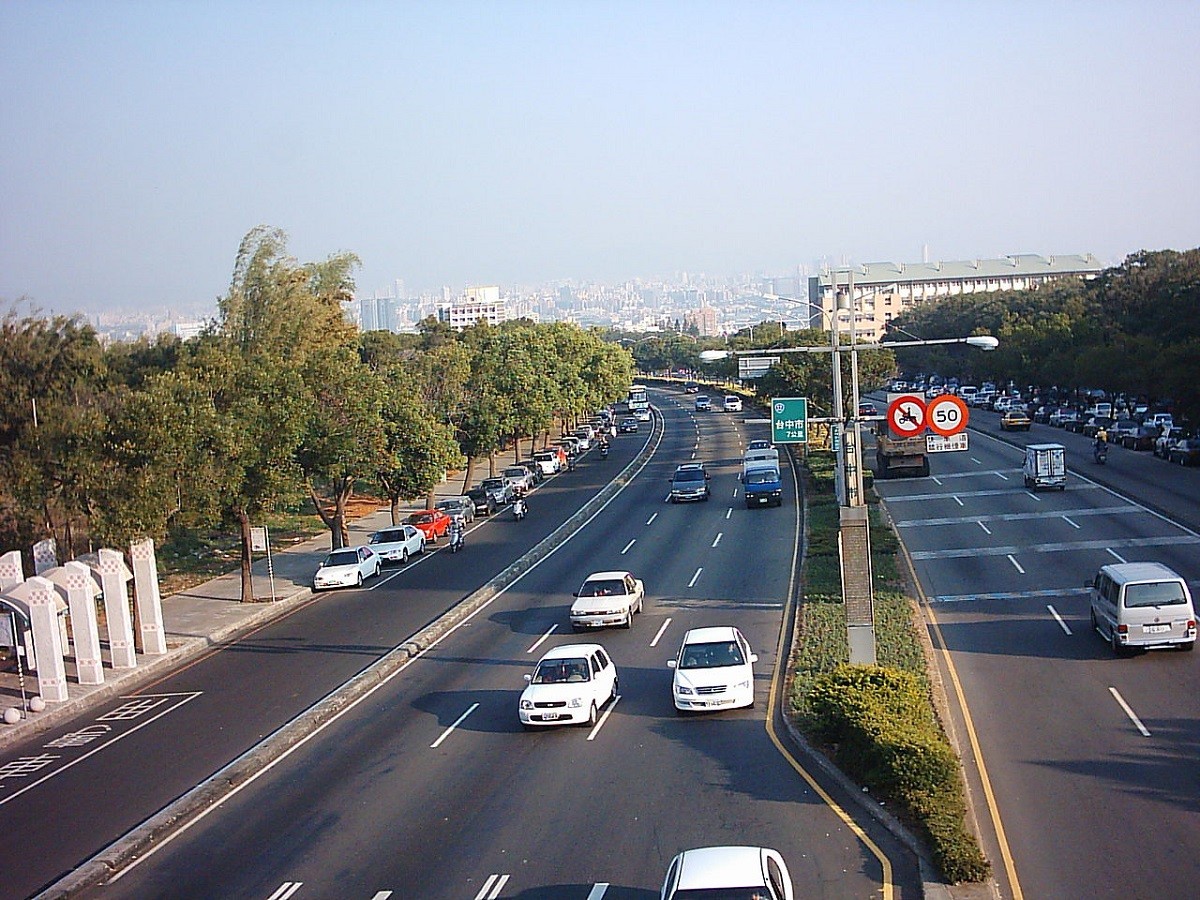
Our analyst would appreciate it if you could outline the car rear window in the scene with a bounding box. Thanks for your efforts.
[1124,581,1187,608]
[370,530,405,543]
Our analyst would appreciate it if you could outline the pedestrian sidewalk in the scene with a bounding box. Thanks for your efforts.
[0,476,475,751]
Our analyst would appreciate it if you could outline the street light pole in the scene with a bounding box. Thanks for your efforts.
[702,295,997,666]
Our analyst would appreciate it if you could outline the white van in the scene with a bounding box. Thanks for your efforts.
[1088,562,1196,655]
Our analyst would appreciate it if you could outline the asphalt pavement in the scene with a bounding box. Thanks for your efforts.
[0,474,481,752]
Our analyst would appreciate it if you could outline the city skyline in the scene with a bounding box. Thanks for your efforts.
[3,2,1197,317]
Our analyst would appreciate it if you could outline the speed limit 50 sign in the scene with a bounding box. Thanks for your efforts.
[926,394,969,437]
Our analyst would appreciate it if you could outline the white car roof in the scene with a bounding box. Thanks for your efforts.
[675,846,767,889]
[682,625,739,644]
[583,570,633,582]
[538,643,606,661]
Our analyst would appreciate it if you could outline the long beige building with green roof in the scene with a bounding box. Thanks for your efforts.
[808,253,1103,341]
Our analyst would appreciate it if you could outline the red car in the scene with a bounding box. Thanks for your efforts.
[405,509,452,542]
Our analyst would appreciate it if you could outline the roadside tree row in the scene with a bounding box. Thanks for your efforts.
[1,227,633,600]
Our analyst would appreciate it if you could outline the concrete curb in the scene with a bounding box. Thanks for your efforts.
[38,417,663,898]
[0,585,318,753]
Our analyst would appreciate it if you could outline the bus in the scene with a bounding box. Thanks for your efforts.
[628,385,649,410]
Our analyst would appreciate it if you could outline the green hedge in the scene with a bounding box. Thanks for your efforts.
[791,451,990,884]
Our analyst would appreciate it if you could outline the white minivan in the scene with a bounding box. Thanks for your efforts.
[1088,562,1196,655]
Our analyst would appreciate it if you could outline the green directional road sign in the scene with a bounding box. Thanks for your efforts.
[771,397,808,443]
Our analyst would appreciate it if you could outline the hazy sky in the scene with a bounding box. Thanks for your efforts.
[2,1,1198,316]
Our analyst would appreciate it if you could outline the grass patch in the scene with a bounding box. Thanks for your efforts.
[790,451,990,884]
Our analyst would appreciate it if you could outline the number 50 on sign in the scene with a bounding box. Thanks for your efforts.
[926,395,969,437]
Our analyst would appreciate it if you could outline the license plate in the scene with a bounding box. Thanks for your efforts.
[1144,624,1170,634]
[540,712,561,720]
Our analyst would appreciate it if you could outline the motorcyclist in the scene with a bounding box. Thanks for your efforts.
[514,497,528,519]
[448,516,464,550]
[1094,426,1109,460]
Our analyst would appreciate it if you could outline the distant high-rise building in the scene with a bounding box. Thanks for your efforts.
[438,285,507,330]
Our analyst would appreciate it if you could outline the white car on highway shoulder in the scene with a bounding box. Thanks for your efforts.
[313,546,381,591]
[667,626,758,713]
[661,846,794,900]
[570,570,645,630]
[519,643,618,729]
[367,525,426,565]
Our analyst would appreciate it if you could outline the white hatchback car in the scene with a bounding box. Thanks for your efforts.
[661,846,794,900]
[723,395,743,412]
[570,571,645,630]
[519,644,618,729]
[668,626,758,713]
[313,546,381,591]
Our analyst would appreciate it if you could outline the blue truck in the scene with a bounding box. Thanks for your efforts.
[741,449,782,508]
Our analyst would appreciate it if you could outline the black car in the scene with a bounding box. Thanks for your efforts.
[618,417,639,433]
[465,487,498,516]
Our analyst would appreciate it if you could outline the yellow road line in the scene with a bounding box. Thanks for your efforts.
[768,450,894,899]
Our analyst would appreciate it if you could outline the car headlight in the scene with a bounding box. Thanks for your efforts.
[676,685,694,696]
[733,678,752,690]
[567,697,584,708]
[520,699,534,710]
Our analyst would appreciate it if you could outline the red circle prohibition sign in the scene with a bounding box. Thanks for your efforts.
[887,395,926,437]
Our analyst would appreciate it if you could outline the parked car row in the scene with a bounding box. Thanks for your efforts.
[312,402,648,591]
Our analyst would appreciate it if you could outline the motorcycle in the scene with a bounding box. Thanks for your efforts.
[600,444,609,459]
[513,499,527,521]
[1093,442,1108,465]
[448,527,465,553]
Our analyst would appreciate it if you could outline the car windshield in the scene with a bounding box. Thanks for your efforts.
[1124,582,1187,608]
[370,530,405,544]
[579,579,626,597]
[744,471,777,485]
[674,471,705,485]
[323,550,358,567]
[532,658,591,684]
[680,640,745,669]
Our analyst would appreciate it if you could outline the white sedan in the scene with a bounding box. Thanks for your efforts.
[661,846,794,900]
[667,626,758,713]
[313,546,381,591]
[570,570,645,630]
[367,525,426,565]
[519,643,618,728]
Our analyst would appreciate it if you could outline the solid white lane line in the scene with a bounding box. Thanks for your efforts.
[650,618,672,647]
[688,567,703,588]
[978,521,992,535]
[430,703,479,748]
[646,512,658,525]
[621,539,636,554]
[1047,605,1072,635]
[712,533,722,548]
[1062,516,1081,529]
[586,696,620,742]
[1007,555,1026,574]
[527,625,558,654]
[1107,548,1127,563]
[1108,687,1151,737]
[586,884,611,899]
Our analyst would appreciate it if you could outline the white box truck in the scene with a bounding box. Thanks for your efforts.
[1023,443,1066,490]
